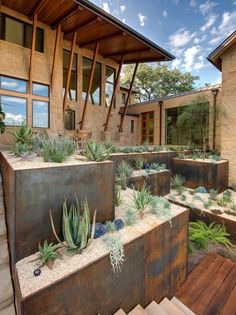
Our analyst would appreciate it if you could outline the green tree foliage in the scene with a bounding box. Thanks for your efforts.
[121,63,199,102]
[0,105,6,134]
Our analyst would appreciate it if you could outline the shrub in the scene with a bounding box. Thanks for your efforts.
[150,197,172,224]
[12,142,32,158]
[38,240,61,269]
[114,184,122,206]
[209,188,218,201]
[170,174,185,194]
[124,208,136,226]
[117,161,133,190]
[104,234,125,272]
[50,197,96,254]
[13,122,32,144]
[151,163,166,171]
[0,104,6,134]
[130,184,152,219]
[134,156,144,170]
[223,189,233,203]
[81,141,112,162]
[177,152,186,159]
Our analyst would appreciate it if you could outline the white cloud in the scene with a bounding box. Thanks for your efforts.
[163,10,168,17]
[120,5,126,12]
[138,13,147,27]
[233,1,236,4]
[102,2,110,13]
[199,1,218,15]
[5,113,25,125]
[200,14,218,31]
[194,37,200,44]
[169,28,196,50]
[172,58,181,68]
[184,46,200,70]
[122,18,126,23]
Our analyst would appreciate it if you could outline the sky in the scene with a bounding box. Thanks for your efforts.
[90,0,236,87]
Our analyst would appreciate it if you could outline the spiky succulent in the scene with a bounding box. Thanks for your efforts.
[105,221,116,233]
[115,184,122,206]
[130,183,153,219]
[117,161,133,190]
[50,197,96,254]
[124,208,136,226]
[13,122,32,144]
[81,141,112,162]
[38,240,61,269]
[134,157,144,170]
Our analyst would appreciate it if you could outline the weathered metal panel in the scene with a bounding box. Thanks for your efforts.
[128,170,171,196]
[172,158,229,193]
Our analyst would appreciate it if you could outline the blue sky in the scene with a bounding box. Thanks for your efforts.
[91,0,236,87]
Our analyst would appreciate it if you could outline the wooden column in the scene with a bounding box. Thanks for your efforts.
[80,42,99,130]
[62,32,77,116]
[28,13,37,95]
[118,62,139,133]
[104,55,124,132]
[50,24,61,92]
[159,100,163,145]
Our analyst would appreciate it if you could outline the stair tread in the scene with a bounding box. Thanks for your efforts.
[171,297,196,315]
[159,298,186,315]
[114,309,126,315]
[145,301,168,315]
[128,304,147,315]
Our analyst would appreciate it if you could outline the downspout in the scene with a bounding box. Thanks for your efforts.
[211,88,219,150]
[159,100,163,145]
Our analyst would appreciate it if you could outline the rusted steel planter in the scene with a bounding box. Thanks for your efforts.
[109,151,190,170]
[15,209,189,315]
[0,152,115,263]
[172,158,229,193]
[128,170,171,196]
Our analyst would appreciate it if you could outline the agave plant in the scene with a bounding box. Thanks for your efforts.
[81,141,112,162]
[130,183,152,219]
[38,240,61,269]
[170,174,185,194]
[13,122,32,144]
[117,161,133,190]
[134,157,144,170]
[50,197,96,254]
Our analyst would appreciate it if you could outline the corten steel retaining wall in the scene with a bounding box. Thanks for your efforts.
[109,151,191,170]
[15,209,189,315]
[172,158,229,193]
[0,153,115,263]
[128,170,171,196]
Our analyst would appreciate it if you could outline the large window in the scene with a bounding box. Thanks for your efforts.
[82,57,101,106]
[105,66,116,107]
[0,14,44,53]
[0,75,49,128]
[141,111,154,144]
[63,49,77,101]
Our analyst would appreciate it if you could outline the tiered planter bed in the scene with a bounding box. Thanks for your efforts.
[0,152,115,263]
[127,169,171,196]
[109,150,190,170]
[172,158,229,193]
[15,190,189,315]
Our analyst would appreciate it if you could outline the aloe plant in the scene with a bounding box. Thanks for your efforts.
[13,122,32,144]
[117,161,133,190]
[130,184,152,219]
[134,157,144,170]
[38,240,61,269]
[50,197,96,254]
[81,141,112,162]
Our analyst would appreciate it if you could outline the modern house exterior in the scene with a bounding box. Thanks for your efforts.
[0,0,174,146]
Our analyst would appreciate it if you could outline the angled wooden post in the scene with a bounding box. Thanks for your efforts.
[50,24,61,93]
[62,32,77,116]
[80,42,99,130]
[29,13,37,95]
[104,55,124,132]
[118,62,139,133]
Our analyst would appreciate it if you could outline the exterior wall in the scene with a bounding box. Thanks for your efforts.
[127,88,222,150]
[221,44,236,184]
[0,6,139,146]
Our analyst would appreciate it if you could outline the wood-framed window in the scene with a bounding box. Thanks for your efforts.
[0,13,44,53]
[105,66,116,108]
[141,111,154,144]
[64,109,76,130]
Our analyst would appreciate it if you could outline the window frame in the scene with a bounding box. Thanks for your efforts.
[32,99,50,129]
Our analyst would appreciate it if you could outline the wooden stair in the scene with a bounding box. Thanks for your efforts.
[113,297,196,315]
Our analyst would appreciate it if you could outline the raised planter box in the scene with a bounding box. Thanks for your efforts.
[15,208,189,315]
[109,151,190,170]
[0,152,115,263]
[172,158,229,193]
[128,170,171,196]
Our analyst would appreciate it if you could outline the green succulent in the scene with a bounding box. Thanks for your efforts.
[134,156,144,170]
[209,188,218,201]
[223,189,233,204]
[117,161,133,190]
[151,163,166,171]
[130,183,153,219]
[50,196,96,254]
[13,122,32,144]
[105,221,116,233]
[114,184,122,206]
[124,208,136,226]
[170,174,185,193]
[81,141,112,162]
[38,240,61,269]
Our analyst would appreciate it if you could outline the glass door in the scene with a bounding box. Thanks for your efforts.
[141,111,154,144]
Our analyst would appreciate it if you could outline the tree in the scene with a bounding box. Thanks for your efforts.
[121,63,199,102]
[0,105,5,134]
[176,95,209,158]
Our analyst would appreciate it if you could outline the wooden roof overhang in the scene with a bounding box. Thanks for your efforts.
[1,0,175,64]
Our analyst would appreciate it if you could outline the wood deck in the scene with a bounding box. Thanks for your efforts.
[176,252,236,315]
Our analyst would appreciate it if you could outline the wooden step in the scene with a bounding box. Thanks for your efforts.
[145,301,168,315]
[159,298,186,315]
[113,309,126,315]
[171,297,196,315]
[128,304,147,315]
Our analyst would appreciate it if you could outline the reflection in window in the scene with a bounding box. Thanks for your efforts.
[0,95,27,126]
[65,110,75,130]
[33,82,49,97]
[32,100,49,128]
[63,50,77,101]
[0,76,27,93]
[82,57,101,106]
[121,92,126,105]
[1,14,44,53]
[105,66,116,107]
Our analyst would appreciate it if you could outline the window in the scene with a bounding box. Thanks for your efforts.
[33,82,49,97]
[0,95,27,126]
[82,57,101,106]
[141,111,154,144]
[121,92,126,105]
[65,110,75,130]
[0,76,27,93]
[63,49,77,101]
[131,119,134,133]
[0,14,44,53]
[32,100,49,128]
[105,66,116,107]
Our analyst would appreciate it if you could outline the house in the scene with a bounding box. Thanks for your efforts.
[0,0,174,146]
